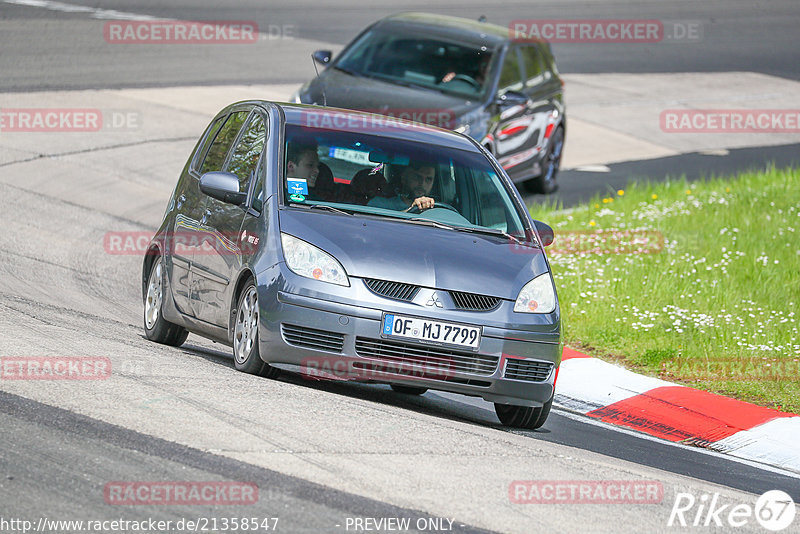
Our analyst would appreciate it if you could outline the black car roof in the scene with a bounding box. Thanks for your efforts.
[376,12,513,46]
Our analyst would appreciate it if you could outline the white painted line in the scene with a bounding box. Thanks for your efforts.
[571,165,611,172]
[3,0,157,20]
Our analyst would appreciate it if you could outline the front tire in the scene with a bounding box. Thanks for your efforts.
[144,257,189,347]
[525,126,563,195]
[494,393,553,430]
[233,281,279,379]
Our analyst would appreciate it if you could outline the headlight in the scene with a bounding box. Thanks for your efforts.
[514,274,556,314]
[280,233,349,286]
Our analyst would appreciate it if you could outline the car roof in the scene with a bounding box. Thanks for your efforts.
[376,12,513,46]
[278,103,482,152]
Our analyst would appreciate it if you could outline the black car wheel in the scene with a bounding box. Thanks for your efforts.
[143,257,189,347]
[526,126,563,195]
[494,393,554,429]
[233,280,280,378]
[390,384,428,395]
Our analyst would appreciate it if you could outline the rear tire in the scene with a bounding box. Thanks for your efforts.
[494,393,553,429]
[525,126,563,195]
[390,384,428,395]
[143,257,189,347]
[233,281,279,379]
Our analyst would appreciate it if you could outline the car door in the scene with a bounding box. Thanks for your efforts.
[490,45,536,182]
[518,44,563,174]
[167,113,226,316]
[192,108,267,327]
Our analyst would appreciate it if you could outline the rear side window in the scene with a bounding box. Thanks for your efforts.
[199,111,249,175]
[498,47,524,92]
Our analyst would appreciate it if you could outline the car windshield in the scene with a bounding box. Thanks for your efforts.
[334,28,494,99]
[282,124,526,237]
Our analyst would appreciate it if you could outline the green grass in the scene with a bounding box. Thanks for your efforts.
[529,166,800,413]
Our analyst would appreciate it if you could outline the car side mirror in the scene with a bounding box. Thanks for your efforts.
[312,50,332,65]
[534,220,554,247]
[199,172,246,206]
[495,90,529,108]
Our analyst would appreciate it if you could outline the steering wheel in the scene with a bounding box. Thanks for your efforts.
[444,74,481,90]
[407,202,460,214]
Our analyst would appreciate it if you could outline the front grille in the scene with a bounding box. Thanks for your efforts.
[449,291,502,311]
[504,358,554,382]
[355,337,498,376]
[363,278,419,301]
[281,324,345,353]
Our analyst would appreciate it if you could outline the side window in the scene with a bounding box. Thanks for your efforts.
[498,47,524,93]
[191,116,225,173]
[520,46,545,88]
[225,112,267,192]
[199,110,249,175]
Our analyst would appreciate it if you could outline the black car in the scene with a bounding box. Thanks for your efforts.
[291,12,566,194]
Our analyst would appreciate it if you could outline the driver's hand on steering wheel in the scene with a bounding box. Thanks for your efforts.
[405,196,435,212]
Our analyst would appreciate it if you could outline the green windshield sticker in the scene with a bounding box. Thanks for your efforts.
[290,193,306,202]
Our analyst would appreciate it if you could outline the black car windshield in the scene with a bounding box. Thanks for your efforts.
[334,28,493,99]
[283,124,526,237]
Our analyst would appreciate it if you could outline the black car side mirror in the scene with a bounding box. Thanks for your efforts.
[312,50,332,65]
[534,220,554,247]
[495,90,529,108]
[199,172,247,206]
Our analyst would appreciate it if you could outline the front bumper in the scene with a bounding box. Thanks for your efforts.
[257,283,562,407]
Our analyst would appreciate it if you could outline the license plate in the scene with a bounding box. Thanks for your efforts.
[381,313,481,350]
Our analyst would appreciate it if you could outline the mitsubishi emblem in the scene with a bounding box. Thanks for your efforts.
[426,292,443,308]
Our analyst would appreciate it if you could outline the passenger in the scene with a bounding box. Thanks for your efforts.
[367,160,436,212]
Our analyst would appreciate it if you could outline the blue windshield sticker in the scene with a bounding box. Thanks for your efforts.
[383,314,394,335]
[287,178,309,195]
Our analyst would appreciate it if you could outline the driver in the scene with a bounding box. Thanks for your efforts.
[367,160,436,212]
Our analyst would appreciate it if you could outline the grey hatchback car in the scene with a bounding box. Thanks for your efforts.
[142,101,562,429]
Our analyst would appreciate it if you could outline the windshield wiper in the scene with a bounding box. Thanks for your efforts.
[304,204,355,216]
[406,217,459,230]
[403,217,528,244]
[387,78,443,94]
[451,225,530,245]
[333,65,365,78]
